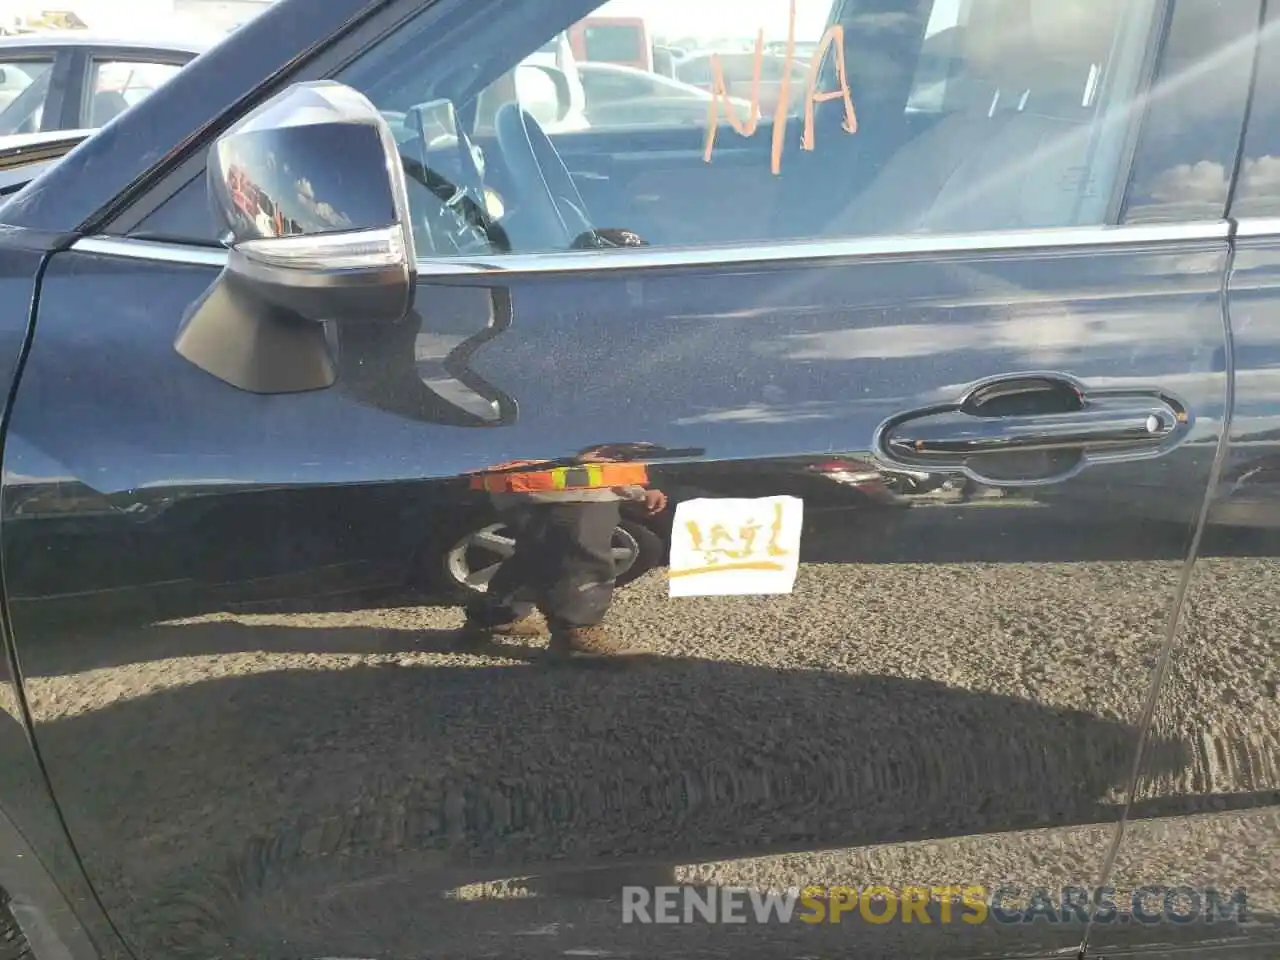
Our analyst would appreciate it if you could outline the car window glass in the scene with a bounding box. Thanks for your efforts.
[675,55,712,85]
[905,0,964,114]
[140,0,1162,252]
[0,58,53,136]
[88,59,184,126]
[1125,0,1260,223]
[335,0,1160,256]
[1229,2,1280,218]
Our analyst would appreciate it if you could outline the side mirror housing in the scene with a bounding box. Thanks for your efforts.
[176,80,417,393]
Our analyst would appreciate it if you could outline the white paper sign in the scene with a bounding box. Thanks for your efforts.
[668,496,804,597]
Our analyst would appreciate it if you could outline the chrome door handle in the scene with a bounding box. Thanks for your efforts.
[874,373,1192,482]
[890,405,1182,458]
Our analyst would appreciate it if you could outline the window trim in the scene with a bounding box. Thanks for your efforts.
[72,220,1230,279]
[1233,217,1280,238]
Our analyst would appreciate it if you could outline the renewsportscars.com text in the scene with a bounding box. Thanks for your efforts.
[621,885,1250,925]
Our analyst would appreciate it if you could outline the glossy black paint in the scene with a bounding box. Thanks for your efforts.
[0,231,1235,960]
[0,239,126,960]
[0,1,1279,960]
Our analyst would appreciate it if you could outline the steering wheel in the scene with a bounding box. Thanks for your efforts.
[400,101,508,255]
[494,102,593,250]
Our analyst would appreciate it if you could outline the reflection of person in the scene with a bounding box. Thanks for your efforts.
[458,444,668,658]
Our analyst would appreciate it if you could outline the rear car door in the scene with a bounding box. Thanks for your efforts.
[1083,1,1280,957]
[0,1,1251,958]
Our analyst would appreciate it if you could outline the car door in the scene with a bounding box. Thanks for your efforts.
[0,1,1251,959]
[1082,1,1280,957]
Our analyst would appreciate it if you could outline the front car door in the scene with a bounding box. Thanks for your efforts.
[0,1,1262,959]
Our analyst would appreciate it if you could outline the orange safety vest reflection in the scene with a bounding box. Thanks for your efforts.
[469,462,649,493]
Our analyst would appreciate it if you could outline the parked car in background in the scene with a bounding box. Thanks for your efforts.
[675,49,810,116]
[578,60,751,127]
[0,33,203,147]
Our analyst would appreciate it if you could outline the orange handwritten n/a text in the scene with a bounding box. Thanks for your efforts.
[801,24,857,150]
[702,0,858,175]
[702,28,765,158]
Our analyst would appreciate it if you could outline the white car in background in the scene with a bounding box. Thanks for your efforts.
[0,32,205,149]
[577,60,752,128]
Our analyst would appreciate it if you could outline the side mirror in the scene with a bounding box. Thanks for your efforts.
[514,63,572,127]
[0,68,7,85]
[175,80,417,394]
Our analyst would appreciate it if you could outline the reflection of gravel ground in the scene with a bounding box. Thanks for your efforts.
[6,556,1280,957]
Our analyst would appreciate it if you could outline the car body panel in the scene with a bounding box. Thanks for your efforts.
[0,224,1231,958]
[1079,3,1280,956]
[0,237,128,960]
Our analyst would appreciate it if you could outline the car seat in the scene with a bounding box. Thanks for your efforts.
[90,90,130,127]
[834,0,1129,235]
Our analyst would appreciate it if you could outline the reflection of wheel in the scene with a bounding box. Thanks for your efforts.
[882,471,948,496]
[438,516,664,600]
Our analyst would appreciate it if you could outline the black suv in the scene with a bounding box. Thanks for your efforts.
[1,1,1280,959]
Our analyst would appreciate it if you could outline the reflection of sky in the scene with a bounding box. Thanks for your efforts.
[223,127,389,234]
